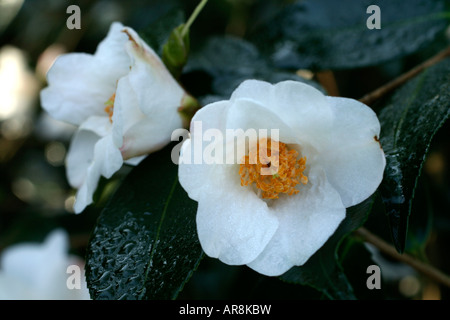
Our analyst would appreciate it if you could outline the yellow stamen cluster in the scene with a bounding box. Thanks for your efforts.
[239,139,308,199]
[104,93,116,122]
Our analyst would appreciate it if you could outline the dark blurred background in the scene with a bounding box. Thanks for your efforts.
[0,0,449,300]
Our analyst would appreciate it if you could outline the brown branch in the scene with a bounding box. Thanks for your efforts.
[316,70,340,97]
[359,46,450,106]
[354,227,450,289]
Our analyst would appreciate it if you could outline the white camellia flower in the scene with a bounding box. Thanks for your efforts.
[40,22,192,213]
[0,229,90,300]
[178,79,386,276]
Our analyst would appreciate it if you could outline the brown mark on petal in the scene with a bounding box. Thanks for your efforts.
[374,135,382,149]
[121,28,167,74]
[122,29,138,47]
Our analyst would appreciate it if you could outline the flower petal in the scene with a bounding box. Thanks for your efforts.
[112,73,182,159]
[190,100,230,133]
[123,27,186,118]
[124,155,146,166]
[178,100,280,265]
[121,118,178,159]
[0,230,90,300]
[73,162,100,214]
[109,29,185,159]
[94,22,131,76]
[110,75,143,151]
[40,54,108,125]
[178,101,230,201]
[73,135,122,213]
[0,274,38,300]
[95,135,123,179]
[0,230,68,289]
[79,115,112,138]
[229,80,333,146]
[194,165,279,265]
[247,167,346,276]
[66,129,99,188]
[40,22,130,126]
[318,97,386,207]
[226,98,299,145]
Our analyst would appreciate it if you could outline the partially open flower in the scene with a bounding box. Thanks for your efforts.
[40,22,193,213]
[178,79,386,276]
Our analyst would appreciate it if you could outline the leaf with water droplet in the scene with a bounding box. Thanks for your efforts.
[377,59,450,253]
[248,0,450,70]
[85,144,203,300]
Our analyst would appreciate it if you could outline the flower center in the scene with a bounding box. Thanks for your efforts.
[239,139,308,199]
[104,93,116,123]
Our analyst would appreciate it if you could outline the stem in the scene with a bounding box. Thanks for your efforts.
[354,227,450,288]
[316,70,340,96]
[182,0,209,38]
[359,45,450,106]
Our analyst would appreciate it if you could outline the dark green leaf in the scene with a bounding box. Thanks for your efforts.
[138,8,185,57]
[85,144,203,300]
[403,175,434,256]
[339,236,386,299]
[280,193,377,300]
[249,0,450,70]
[377,59,450,253]
[183,36,323,104]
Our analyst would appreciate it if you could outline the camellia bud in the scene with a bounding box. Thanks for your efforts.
[162,24,190,79]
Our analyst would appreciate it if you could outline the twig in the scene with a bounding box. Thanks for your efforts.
[354,227,450,288]
[359,45,450,106]
[316,70,340,97]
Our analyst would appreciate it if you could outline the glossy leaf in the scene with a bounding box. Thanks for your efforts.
[249,0,450,70]
[85,144,203,300]
[339,236,386,299]
[377,59,450,253]
[183,36,323,104]
[139,8,185,57]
